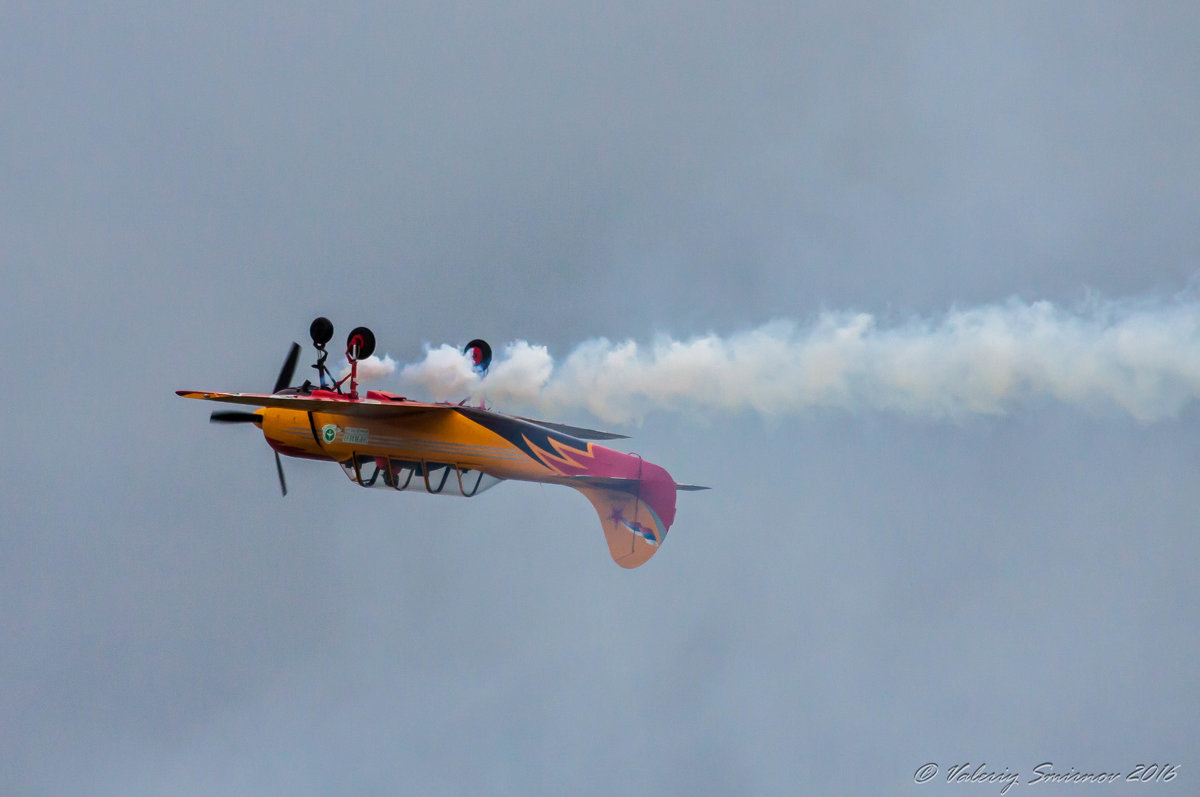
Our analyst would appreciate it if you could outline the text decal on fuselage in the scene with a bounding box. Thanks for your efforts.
[320,424,369,445]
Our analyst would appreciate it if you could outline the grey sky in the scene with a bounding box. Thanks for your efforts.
[3,2,1198,794]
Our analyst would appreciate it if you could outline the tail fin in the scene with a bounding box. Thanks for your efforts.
[573,485,669,568]
[566,462,679,568]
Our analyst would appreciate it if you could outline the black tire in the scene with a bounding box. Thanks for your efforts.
[309,316,334,345]
[347,326,376,360]
[464,338,492,372]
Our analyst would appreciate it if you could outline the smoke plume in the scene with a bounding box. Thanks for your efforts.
[337,354,397,383]
[398,295,1200,424]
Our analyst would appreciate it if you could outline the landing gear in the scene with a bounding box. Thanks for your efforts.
[342,326,376,398]
[305,318,376,397]
[309,316,334,389]
[347,327,376,360]
[464,339,492,374]
[309,316,334,345]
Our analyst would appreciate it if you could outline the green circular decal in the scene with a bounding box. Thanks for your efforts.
[321,424,337,443]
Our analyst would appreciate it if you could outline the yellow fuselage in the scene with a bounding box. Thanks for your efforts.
[260,407,559,484]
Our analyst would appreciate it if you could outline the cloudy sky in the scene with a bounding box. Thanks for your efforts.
[3,2,1198,794]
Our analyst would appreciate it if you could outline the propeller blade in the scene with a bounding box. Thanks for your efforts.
[210,411,262,424]
[275,451,288,497]
[273,342,302,393]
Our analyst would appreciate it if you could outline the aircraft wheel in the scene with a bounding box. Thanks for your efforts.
[310,316,334,345]
[347,326,376,360]
[464,339,492,372]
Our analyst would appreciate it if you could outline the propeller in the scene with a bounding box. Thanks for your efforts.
[209,342,301,497]
[210,411,261,424]
[268,343,301,496]
[273,342,302,393]
[274,451,288,497]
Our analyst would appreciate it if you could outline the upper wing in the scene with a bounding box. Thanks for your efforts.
[176,390,448,419]
[180,391,630,436]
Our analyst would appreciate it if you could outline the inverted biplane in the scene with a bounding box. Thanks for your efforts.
[178,319,705,568]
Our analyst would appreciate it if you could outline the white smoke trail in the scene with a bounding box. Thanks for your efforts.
[398,295,1200,424]
[337,354,397,383]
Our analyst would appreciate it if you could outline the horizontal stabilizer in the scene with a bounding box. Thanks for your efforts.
[515,416,629,440]
[561,475,640,490]
[675,483,710,491]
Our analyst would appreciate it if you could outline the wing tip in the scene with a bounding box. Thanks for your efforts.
[675,483,710,491]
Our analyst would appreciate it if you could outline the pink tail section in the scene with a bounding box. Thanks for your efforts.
[570,460,677,568]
